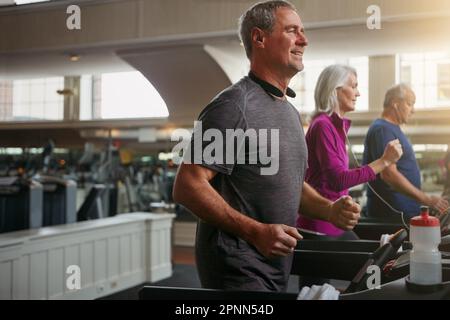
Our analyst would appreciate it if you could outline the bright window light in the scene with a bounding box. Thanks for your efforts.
[158,152,175,161]
[14,0,50,5]
[413,144,449,152]
[351,145,365,154]
[100,71,169,119]
[12,77,64,121]
[29,148,43,154]
[288,56,369,113]
[398,52,450,109]
[1,148,23,155]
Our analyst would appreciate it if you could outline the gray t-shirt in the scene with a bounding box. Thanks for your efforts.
[187,76,308,292]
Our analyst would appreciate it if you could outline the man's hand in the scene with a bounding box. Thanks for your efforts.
[426,195,449,215]
[381,139,403,166]
[328,196,361,231]
[252,224,302,259]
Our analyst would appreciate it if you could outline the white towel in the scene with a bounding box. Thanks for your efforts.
[380,234,403,252]
[297,283,340,300]
[380,234,391,247]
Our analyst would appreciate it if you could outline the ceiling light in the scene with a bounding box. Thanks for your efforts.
[69,54,80,62]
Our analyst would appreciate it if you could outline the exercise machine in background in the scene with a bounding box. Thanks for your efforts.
[0,176,43,233]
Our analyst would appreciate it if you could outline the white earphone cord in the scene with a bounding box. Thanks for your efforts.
[344,134,411,230]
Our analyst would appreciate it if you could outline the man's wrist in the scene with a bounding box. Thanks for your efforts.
[381,157,392,168]
[422,194,432,206]
[240,219,262,244]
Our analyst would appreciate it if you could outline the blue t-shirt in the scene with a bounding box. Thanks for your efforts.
[363,119,421,218]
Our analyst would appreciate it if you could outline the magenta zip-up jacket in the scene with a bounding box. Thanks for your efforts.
[297,112,376,236]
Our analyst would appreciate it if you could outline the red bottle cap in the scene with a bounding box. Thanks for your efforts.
[410,206,440,227]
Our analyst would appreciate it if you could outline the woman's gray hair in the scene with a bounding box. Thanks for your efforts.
[313,64,357,118]
[238,1,297,59]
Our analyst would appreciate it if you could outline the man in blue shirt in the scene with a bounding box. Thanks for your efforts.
[363,84,448,219]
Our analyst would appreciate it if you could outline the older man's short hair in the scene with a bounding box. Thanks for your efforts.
[238,1,297,59]
[383,83,413,109]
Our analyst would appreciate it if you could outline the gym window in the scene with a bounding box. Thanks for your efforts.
[289,56,369,113]
[397,52,450,109]
[0,77,64,121]
[80,71,169,120]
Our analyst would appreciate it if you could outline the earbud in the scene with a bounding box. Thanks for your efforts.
[256,35,263,43]
[392,103,403,124]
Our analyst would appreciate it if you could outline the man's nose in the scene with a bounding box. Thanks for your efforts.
[297,33,308,47]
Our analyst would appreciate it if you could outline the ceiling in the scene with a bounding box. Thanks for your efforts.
[2,3,450,149]
[3,13,450,81]
[118,44,231,124]
[0,50,132,80]
[0,0,55,7]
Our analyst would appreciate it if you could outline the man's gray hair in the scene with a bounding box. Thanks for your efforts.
[383,83,412,109]
[313,64,357,118]
[238,1,297,59]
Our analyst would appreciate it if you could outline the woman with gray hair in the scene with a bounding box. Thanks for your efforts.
[297,64,403,239]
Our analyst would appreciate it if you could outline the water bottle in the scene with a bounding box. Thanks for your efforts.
[409,206,442,285]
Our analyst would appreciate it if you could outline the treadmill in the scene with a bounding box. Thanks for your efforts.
[0,176,43,233]
[77,184,106,221]
[139,230,450,300]
[34,175,77,226]
[354,215,406,240]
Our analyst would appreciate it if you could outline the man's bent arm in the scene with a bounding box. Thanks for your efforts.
[173,163,301,257]
[173,163,259,242]
[381,165,448,212]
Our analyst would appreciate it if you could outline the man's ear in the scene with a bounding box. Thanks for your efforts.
[251,28,265,48]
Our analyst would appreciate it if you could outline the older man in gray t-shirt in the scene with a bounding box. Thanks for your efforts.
[173,1,361,292]
[190,75,308,291]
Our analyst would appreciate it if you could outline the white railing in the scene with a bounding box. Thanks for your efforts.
[0,212,175,300]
